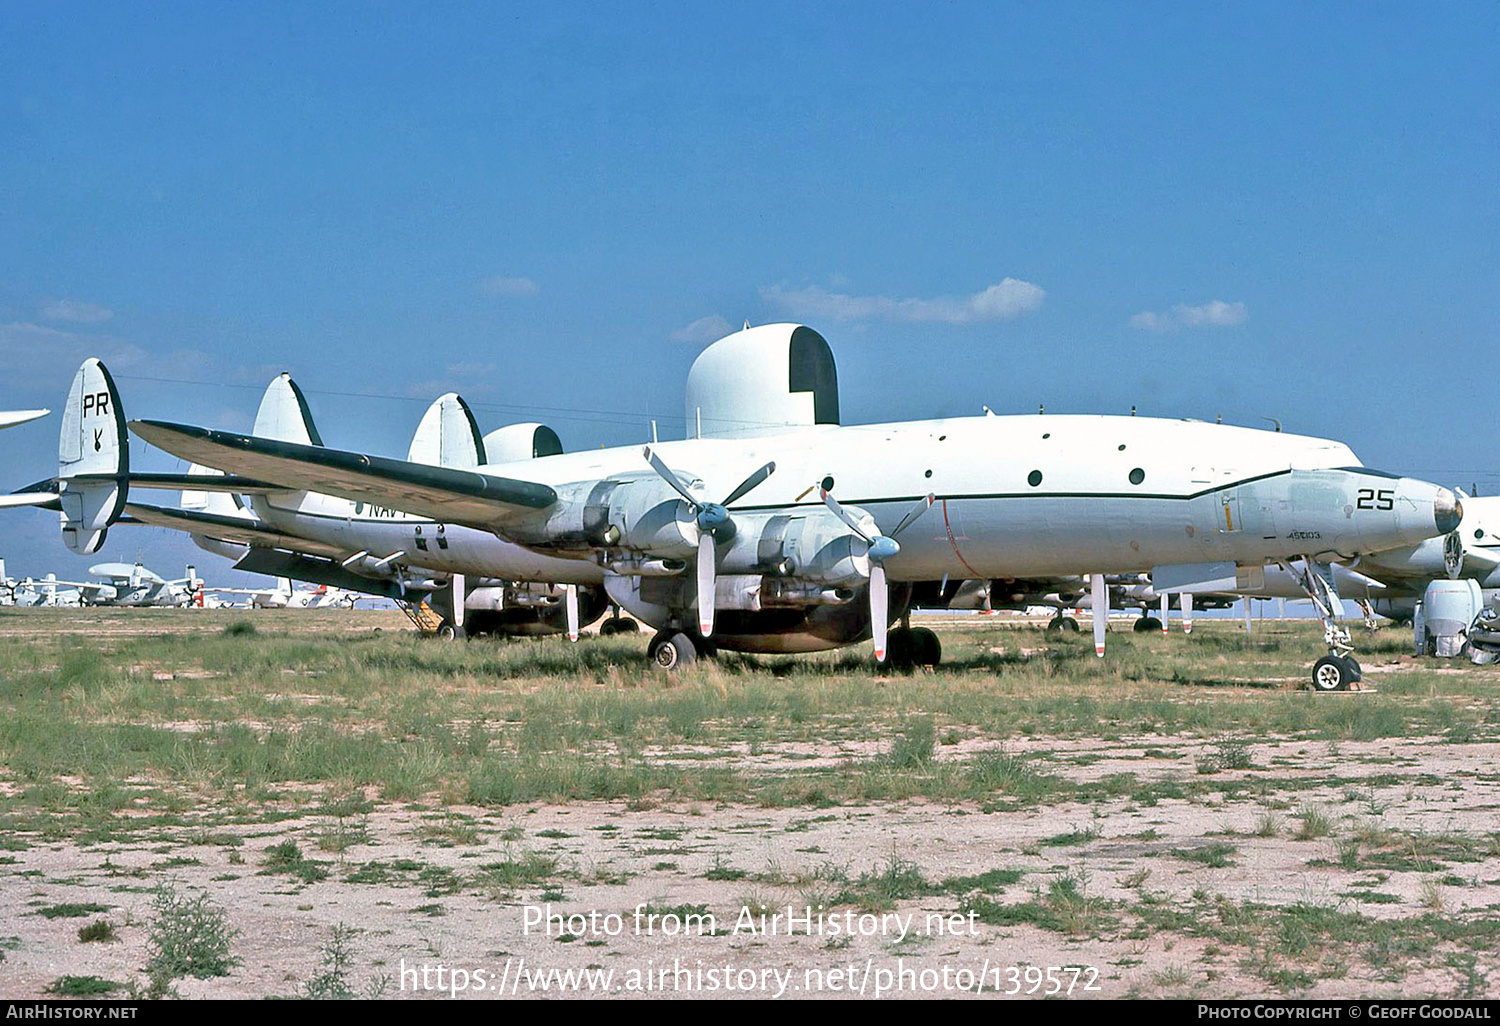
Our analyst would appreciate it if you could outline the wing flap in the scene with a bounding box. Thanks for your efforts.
[129,420,556,528]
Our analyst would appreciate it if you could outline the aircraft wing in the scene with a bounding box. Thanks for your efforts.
[0,409,49,430]
[130,420,557,529]
[124,501,353,560]
[0,491,61,509]
[1,479,63,510]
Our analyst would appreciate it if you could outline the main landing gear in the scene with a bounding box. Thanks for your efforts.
[1133,615,1163,633]
[598,605,640,637]
[647,630,716,670]
[1046,615,1080,633]
[878,625,942,671]
[1282,558,1365,692]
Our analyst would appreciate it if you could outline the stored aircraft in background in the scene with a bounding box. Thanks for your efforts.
[39,561,204,607]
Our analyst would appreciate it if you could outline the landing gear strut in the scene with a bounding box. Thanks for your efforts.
[1282,558,1363,691]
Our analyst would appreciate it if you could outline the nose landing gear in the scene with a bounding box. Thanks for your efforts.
[1282,558,1364,691]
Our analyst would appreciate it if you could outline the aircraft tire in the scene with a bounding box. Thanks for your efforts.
[649,631,698,671]
[1340,655,1362,682]
[1047,616,1080,633]
[1312,655,1351,692]
[437,622,463,641]
[878,627,916,671]
[909,627,942,667]
[599,619,618,637]
[1133,617,1161,633]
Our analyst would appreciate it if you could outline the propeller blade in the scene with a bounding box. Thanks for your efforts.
[1160,593,1169,634]
[819,488,873,543]
[870,563,889,663]
[890,493,936,539]
[643,446,700,508]
[565,584,579,642]
[1182,592,1193,634]
[1090,572,1107,657]
[697,532,716,637]
[720,461,776,507]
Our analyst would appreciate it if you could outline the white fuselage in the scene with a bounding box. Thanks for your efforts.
[248,491,606,586]
[483,414,1444,580]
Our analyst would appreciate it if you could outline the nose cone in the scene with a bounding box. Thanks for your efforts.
[1435,487,1463,535]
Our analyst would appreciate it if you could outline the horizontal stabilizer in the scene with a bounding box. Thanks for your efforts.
[125,501,349,560]
[0,409,49,430]
[129,420,557,528]
[69,472,282,494]
[0,480,62,510]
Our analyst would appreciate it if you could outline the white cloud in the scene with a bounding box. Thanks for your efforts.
[478,276,539,298]
[0,322,144,388]
[40,299,113,324]
[760,278,1045,325]
[1130,300,1247,332]
[670,314,733,345]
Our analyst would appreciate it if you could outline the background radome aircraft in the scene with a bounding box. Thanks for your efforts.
[119,323,1461,690]
[40,561,202,607]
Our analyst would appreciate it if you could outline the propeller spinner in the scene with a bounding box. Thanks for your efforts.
[819,488,935,662]
[643,447,776,636]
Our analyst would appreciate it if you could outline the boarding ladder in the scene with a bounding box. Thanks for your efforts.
[398,598,445,635]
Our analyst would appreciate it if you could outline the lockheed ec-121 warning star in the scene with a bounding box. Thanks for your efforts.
[106,322,1459,690]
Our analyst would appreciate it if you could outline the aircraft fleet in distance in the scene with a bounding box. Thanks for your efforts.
[0,556,360,610]
[2,320,1495,689]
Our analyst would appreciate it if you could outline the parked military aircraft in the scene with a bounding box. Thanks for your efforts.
[39,561,204,607]
[112,323,1459,689]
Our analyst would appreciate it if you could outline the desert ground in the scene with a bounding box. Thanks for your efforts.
[0,607,1496,1000]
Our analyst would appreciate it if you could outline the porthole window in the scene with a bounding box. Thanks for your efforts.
[1476,529,1486,540]
[1042,433,1051,439]
[1118,444,1127,451]
[924,469,933,478]
[1027,470,1043,487]
[1129,468,1145,486]
[821,475,835,492]
[938,435,946,441]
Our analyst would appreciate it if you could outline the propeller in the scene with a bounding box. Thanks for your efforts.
[819,488,935,662]
[1089,573,1107,656]
[643,447,776,636]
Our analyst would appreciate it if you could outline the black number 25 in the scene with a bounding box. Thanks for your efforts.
[1356,488,1395,511]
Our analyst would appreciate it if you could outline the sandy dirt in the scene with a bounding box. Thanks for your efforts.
[4,733,1498,1000]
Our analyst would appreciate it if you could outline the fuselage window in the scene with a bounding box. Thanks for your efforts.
[1129,468,1145,486]
[1027,470,1043,487]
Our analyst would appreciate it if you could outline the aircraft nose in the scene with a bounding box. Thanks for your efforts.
[1435,487,1463,535]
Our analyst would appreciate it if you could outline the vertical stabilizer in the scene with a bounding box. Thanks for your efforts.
[181,464,247,518]
[252,373,323,445]
[406,393,488,468]
[58,359,128,554]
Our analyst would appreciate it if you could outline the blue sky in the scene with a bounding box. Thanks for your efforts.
[1,2,1496,583]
